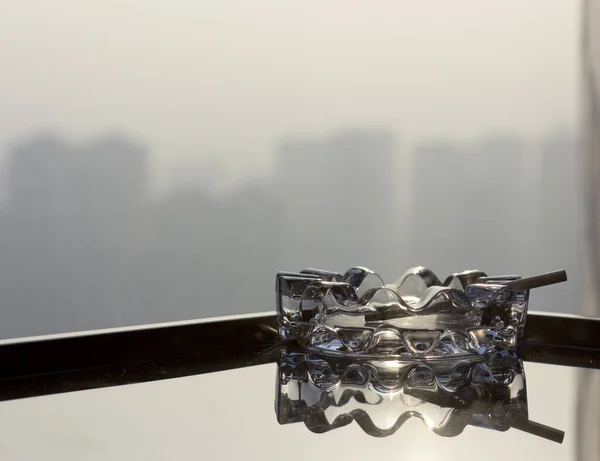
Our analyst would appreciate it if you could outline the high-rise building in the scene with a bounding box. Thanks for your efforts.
[409,136,532,277]
[533,131,582,313]
[275,129,398,278]
[0,134,150,336]
[8,134,70,215]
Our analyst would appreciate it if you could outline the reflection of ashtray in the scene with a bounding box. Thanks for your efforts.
[276,267,566,358]
[275,349,564,442]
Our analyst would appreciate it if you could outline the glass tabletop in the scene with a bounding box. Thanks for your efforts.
[0,352,593,461]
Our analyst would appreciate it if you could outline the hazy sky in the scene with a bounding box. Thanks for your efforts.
[0,0,580,189]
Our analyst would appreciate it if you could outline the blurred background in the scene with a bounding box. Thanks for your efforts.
[0,0,582,338]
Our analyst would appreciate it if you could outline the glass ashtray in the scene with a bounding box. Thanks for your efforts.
[276,266,566,359]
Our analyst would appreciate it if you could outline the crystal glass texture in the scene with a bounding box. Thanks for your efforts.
[276,267,566,358]
[275,349,563,441]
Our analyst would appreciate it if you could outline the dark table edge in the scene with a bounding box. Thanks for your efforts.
[0,312,598,401]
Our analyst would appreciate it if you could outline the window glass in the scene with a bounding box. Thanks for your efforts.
[0,1,581,338]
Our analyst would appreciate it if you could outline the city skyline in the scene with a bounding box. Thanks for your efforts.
[0,126,583,339]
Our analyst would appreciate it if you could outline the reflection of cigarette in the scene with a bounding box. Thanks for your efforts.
[510,418,565,444]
